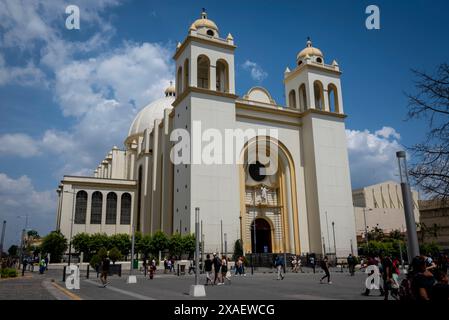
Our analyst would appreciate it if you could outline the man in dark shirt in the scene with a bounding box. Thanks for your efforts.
[412,256,435,300]
[381,255,393,300]
[204,254,213,285]
[431,270,449,301]
[100,257,110,287]
[212,253,221,285]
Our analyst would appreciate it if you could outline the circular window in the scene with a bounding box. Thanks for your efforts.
[248,161,266,182]
[207,29,214,37]
[316,57,323,63]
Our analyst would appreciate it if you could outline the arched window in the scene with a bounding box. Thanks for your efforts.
[176,66,183,96]
[299,84,307,111]
[313,81,325,111]
[216,59,229,92]
[120,193,132,225]
[288,90,297,108]
[197,55,210,89]
[74,190,87,224]
[328,84,339,113]
[90,191,103,224]
[106,192,117,224]
[183,59,189,91]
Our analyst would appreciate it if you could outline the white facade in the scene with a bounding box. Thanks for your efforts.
[353,180,420,236]
[56,10,357,257]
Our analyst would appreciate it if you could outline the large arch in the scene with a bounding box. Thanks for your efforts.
[313,80,325,111]
[120,193,132,225]
[90,191,103,224]
[239,137,300,254]
[250,217,274,253]
[197,55,210,89]
[328,83,339,113]
[106,192,117,224]
[216,59,229,93]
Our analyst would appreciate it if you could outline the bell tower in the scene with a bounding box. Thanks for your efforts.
[284,38,356,256]
[171,10,240,254]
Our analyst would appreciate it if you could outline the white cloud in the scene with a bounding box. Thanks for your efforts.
[346,126,403,189]
[0,53,48,87]
[0,133,41,157]
[0,173,56,248]
[242,60,268,82]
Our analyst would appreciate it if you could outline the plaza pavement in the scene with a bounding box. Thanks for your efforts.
[0,267,386,300]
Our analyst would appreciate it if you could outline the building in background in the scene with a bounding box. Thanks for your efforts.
[353,181,420,242]
[418,199,449,251]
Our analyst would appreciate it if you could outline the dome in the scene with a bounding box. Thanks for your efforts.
[127,89,175,139]
[164,81,176,97]
[297,38,323,61]
[191,9,219,37]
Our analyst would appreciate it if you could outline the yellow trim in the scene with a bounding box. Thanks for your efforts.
[173,35,236,60]
[51,281,83,300]
[172,86,238,107]
[236,113,301,127]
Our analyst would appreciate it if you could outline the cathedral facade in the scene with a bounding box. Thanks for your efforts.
[56,11,357,257]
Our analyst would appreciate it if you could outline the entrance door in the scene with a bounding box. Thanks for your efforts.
[251,218,272,253]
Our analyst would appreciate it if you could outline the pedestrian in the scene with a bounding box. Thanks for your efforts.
[431,269,449,301]
[44,256,49,271]
[149,259,156,279]
[204,254,213,285]
[100,256,110,287]
[213,253,222,285]
[411,255,435,300]
[347,254,355,276]
[143,258,148,277]
[275,255,285,280]
[21,257,27,276]
[319,256,331,284]
[221,256,231,285]
[39,258,46,274]
[381,254,393,300]
[310,256,316,273]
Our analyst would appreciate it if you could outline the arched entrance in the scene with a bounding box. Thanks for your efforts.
[251,218,272,253]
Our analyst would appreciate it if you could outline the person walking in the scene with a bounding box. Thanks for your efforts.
[319,256,331,284]
[213,253,222,285]
[291,256,298,273]
[221,256,231,285]
[39,258,46,274]
[100,256,110,287]
[204,254,213,285]
[310,256,316,273]
[275,255,285,280]
[149,259,156,279]
[347,254,355,276]
[21,257,27,276]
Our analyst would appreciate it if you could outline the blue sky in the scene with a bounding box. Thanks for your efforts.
[0,0,448,248]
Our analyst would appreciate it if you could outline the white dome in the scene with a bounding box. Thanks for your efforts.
[127,95,175,138]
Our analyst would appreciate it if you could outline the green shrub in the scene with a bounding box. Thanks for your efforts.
[90,255,101,270]
[108,247,122,264]
[1,268,18,278]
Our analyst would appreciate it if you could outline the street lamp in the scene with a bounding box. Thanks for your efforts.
[63,189,76,266]
[363,207,373,252]
[332,221,337,261]
[396,151,420,262]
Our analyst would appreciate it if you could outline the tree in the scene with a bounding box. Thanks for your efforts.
[405,63,449,199]
[108,247,122,264]
[110,234,131,258]
[136,233,152,259]
[168,233,183,258]
[389,229,405,241]
[232,239,243,261]
[182,234,195,259]
[367,226,385,242]
[41,231,68,263]
[8,245,18,257]
[150,231,168,256]
[88,233,109,254]
[72,233,91,259]
[97,247,108,260]
[27,230,40,239]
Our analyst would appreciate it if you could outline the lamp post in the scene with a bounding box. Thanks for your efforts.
[396,151,420,262]
[325,211,331,254]
[332,221,337,260]
[189,207,205,297]
[63,189,76,266]
[0,220,6,260]
[127,204,137,284]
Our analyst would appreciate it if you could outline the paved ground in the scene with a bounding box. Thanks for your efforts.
[0,267,388,300]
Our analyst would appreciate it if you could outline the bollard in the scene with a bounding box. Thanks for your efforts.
[86,264,90,279]
[177,263,180,276]
[62,266,66,282]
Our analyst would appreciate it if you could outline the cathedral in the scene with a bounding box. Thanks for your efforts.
[56,10,357,257]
